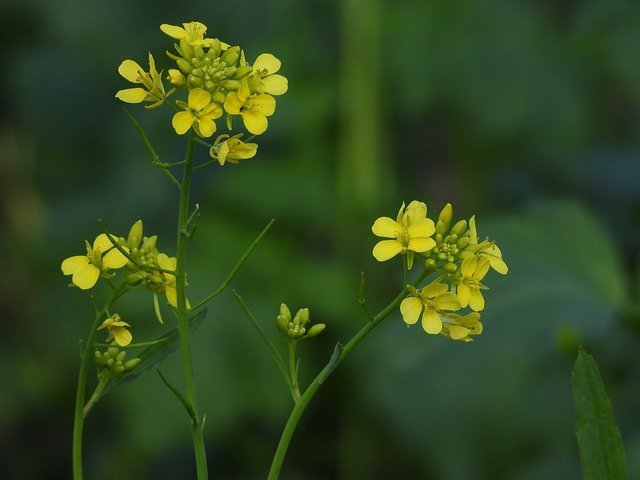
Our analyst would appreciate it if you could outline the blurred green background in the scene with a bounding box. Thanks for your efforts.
[1,1,640,479]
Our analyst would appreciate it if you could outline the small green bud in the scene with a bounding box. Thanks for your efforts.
[424,258,438,270]
[443,262,458,273]
[307,324,326,338]
[435,220,447,236]
[232,65,254,79]
[457,237,470,249]
[193,46,205,60]
[124,358,141,372]
[434,233,444,244]
[107,347,119,358]
[220,46,240,65]
[212,91,226,104]
[126,272,144,286]
[177,58,193,74]
[116,351,126,362]
[141,235,157,252]
[208,38,222,58]
[223,66,236,77]
[293,308,310,327]
[276,303,291,332]
[220,79,241,90]
[94,350,107,367]
[450,220,468,237]
[114,365,125,374]
[437,203,453,232]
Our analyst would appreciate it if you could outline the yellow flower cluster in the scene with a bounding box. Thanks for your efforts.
[115,21,288,166]
[61,220,188,344]
[372,201,507,342]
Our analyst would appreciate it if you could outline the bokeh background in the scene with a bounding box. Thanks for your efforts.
[1,1,640,479]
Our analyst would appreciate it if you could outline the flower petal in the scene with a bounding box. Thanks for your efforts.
[371,217,401,238]
[407,237,435,253]
[254,94,276,115]
[115,88,148,103]
[422,308,443,334]
[457,284,471,308]
[400,297,422,325]
[113,327,132,347]
[172,111,194,135]
[93,234,114,252]
[223,91,243,114]
[118,60,144,83]
[165,287,177,307]
[102,248,129,269]
[434,292,462,312]
[241,110,268,135]
[469,289,485,311]
[372,240,403,262]
[189,88,211,111]
[73,263,100,290]
[262,74,288,95]
[61,256,89,275]
[421,283,448,298]
[407,218,435,238]
[253,53,281,73]
[447,325,470,340]
[160,24,186,39]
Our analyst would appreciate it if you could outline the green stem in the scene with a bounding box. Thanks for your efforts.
[83,374,110,418]
[288,341,302,402]
[72,284,127,480]
[267,275,425,480]
[175,131,208,479]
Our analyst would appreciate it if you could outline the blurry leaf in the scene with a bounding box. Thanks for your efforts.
[102,309,207,396]
[572,346,627,480]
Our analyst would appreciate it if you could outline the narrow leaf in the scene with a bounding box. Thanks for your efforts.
[572,346,627,480]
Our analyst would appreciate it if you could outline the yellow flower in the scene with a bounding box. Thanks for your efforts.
[224,78,276,135]
[167,69,186,87]
[469,216,508,274]
[252,53,288,95]
[115,53,166,108]
[210,135,258,165]
[457,255,491,311]
[160,21,214,47]
[157,253,190,309]
[400,283,462,334]
[371,201,436,269]
[98,314,132,347]
[61,234,129,290]
[440,311,483,342]
[172,88,222,138]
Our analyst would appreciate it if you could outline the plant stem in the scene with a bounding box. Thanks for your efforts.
[72,285,127,480]
[175,131,208,479]
[267,281,420,480]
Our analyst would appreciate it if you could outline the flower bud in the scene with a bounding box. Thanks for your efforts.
[457,236,470,249]
[307,324,325,338]
[177,58,193,74]
[424,258,437,270]
[221,46,240,65]
[232,65,253,79]
[107,347,120,358]
[124,358,141,371]
[208,38,222,58]
[220,79,241,90]
[443,262,458,273]
[293,308,310,327]
[437,203,453,233]
[212,91,226,104]
[127,220,143,249]
[450,220,468,237]
[141,235,157,252]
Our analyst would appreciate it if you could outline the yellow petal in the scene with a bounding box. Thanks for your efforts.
[113,327,132,347]
[118,60,144,83]
[400,297,422,325]
[254,53,281,73]
[195,117,216,138]
[165,287,177,307]
[474,257,491,280]
[372,240,403,262]
[422,308,443,334]
[115,88,148,103]
[421,283,448,298]
[223,91,243,114]
[262,74,288,95]
[407,218,435,238]
[93,233,114,252]
[157,253,176,271]
[242,110,268,135]
[62,255,89,275]
[457,284,471,308]
[102,248,129,269]
[448,325,470,340]
[160,24,186,39]
[460,255,478,277]
[172,111,194,135]
[189,88,211,111]
[469,289,485,311]
[371,217,401,238]
[434,292,462,312]
[73,263,100,290]
[254,94,276,115]
[407,237,435,253]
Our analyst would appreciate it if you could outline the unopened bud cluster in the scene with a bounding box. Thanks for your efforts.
[94,346,140,375]
[276,303,325,341]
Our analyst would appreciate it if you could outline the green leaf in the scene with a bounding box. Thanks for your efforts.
[572,346,627,480]
[101,308,207,396]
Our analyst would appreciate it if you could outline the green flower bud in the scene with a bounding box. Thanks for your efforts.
[107,347,119,358]
[220,79,241,90]
[424,258,438,270]
[450,220,468,237]
[94,350,107,367]
[232,65,254,80]
[126,272,144,286]
[307,324,326,338]
[193,46,205,61]
[457,236,470,249]
[124,358,141,372]
[437,203,453,233]
[223,66,236,77]
[141,235,157,252]
[221,46,240,65]
[212,91,226,104]
[208,38,222,58]
[114,365,125,374]
[293,308,310,327]
[177,58,193,74]
[116,351,126,362]
[434,233,444,244]
[443,262,458,273]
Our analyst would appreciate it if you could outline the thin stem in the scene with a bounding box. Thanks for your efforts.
[288,341,302,402]
[72,284,128,480]
[267,271,428,479]
[83,374,109,418]
[174,131,208,479]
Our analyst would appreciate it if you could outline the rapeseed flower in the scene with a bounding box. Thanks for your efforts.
[400,283,461,334]
[61,234,128,289]
[98,314,132,347]
[224,77,276,135]
[456,255,491,311]
[172,88,222,137]
[115,53,166,108]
